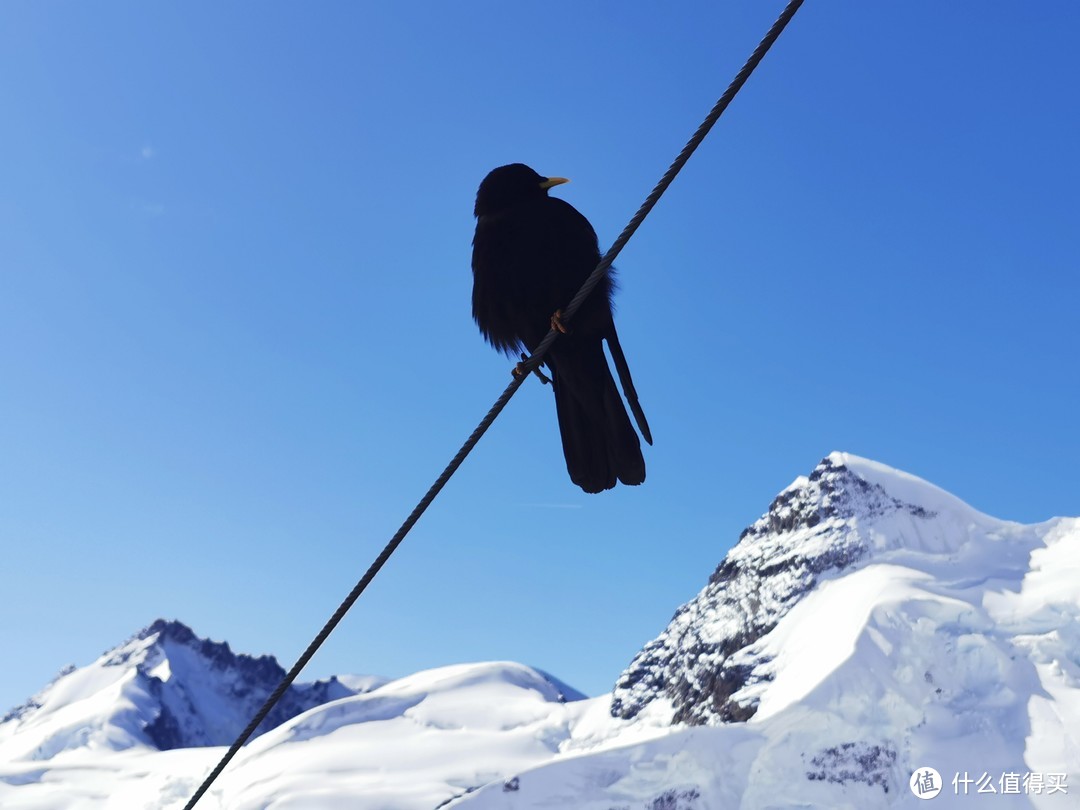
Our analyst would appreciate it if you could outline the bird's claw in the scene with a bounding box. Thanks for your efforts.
[551,310,571,335]
[515,354,552,385]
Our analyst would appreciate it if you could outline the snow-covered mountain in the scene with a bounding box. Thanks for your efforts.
[611,451,993,725]
[460,453,1080,808]
[2,452,1077,809]
[0,653,589,810]
[0,619,360,761]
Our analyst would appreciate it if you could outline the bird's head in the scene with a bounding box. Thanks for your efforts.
[474,163,569,217]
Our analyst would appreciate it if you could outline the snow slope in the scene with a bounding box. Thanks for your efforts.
[208,661,587,810]
[1,452,1077,809]
[0,660,590,810]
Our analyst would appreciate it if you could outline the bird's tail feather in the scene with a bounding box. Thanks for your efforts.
[605,327,653,446]
[550,341,645,494]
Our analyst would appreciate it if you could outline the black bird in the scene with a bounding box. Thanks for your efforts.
[471,163,652,493]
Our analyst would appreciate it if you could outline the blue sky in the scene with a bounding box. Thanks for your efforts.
[2,2,1078,712]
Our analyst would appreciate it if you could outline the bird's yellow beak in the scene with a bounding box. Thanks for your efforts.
[539,177,570,190]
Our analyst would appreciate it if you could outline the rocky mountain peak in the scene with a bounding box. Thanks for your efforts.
[610,452,943,726]
[737,452,934,544]
[0,619,356,760]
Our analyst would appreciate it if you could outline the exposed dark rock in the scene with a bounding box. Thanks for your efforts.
[805,742,897,793]
[130,619,353,750]
[648,787,701,809]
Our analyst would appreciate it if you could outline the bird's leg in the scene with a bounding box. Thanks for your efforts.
[550,309,571,335]
[514,354,552,385]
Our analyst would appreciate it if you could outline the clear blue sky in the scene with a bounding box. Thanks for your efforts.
[2,2,1078,713]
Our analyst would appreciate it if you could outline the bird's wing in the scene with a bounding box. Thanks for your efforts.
[472,212,530,355]
[538,198,615,334]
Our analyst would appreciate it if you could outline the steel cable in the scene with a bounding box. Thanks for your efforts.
[180,2,803,806]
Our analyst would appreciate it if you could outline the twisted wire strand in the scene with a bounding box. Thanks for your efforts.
[180,2,803,806]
